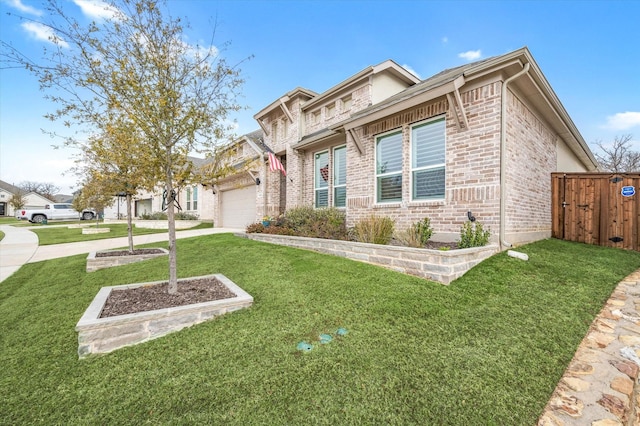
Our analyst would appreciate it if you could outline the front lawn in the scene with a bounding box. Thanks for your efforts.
[31,222,213,245]
[1,236,638,424]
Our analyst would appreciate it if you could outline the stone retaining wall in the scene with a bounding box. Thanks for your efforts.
[241,233,498,284]
[86,248,169,272]
[75,274,253,358]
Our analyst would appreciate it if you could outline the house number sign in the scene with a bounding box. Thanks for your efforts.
[621,186,636,197]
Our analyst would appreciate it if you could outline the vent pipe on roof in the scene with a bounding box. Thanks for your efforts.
[500,62,530,250]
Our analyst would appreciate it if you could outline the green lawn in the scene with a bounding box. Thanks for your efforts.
[31,222,213,245]
[1,235,638,424]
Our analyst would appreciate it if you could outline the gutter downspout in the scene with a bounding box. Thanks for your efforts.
[500,62,530,250]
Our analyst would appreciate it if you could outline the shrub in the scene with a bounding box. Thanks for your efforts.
[139,211,198,220]
[394,217,433,248]
[175,212,199,220]
[140,212,167,220]
[458,220,491,248]
[246,223,265,233]
[354,215,395,245]
[282,206,348,240]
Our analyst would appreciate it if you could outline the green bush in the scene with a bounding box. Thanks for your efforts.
[458,220,491,248]
[139,211,198,220]
[175,211,199,220]
[354,215,395,245]
[140,212,167,220]
[395,217,433,248]
[282,206,348,240]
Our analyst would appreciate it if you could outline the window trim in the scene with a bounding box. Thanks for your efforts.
[192,186,198,210]
[314,150,329,208]
[375,129,404,204]
[410,116,446,202]
[333,145,347,208]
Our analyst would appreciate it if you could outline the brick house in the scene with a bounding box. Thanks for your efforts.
[114,47,599,247]
[211,47,597,247]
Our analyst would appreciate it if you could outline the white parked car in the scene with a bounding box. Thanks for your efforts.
[16,203,96,223]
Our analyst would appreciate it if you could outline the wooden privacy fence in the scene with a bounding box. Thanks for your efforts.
[551,173,640,251]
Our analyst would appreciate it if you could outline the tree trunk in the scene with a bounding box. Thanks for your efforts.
[166,152,178,294]
[126,194,134,254]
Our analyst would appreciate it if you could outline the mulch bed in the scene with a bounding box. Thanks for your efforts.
[100,277,236,318]
[96,249,165,257]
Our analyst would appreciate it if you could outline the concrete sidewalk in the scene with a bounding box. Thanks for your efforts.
[0,225,241,283]
[0,225,39,283]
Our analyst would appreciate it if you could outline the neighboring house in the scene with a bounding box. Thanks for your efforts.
[0,179,54,216]
[217,46,598,244]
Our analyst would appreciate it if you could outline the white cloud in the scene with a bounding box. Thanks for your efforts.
[442,36,448,43]
[21,22,69,48]
[458,50,482,61]
[4,0,42,16]
[401,64,421,79]
[603,112,640,130]
[73,0,120,20]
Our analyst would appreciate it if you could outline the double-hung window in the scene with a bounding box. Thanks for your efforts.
[333,146,346,207]
[376,130,403,203]
[192,186,198,210]
[186,186,198,210]
[411,118,445,200]
[314,151,329,208]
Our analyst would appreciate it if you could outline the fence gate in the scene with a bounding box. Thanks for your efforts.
[552,173,640,251]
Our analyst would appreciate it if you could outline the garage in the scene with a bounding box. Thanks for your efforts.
[221,185,256,229]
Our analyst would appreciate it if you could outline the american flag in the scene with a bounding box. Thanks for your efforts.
[268,152,286,176]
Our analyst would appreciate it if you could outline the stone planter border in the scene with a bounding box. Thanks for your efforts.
[86,248,169,272]
[241,233,499,285]
[75,274,253,358]
[82,227,110,234]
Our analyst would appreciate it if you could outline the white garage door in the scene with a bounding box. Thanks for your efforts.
[221,185,256,229]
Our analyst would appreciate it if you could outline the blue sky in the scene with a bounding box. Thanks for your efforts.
[1,0,639,194]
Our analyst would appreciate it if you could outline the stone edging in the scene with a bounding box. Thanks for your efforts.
[538,270,640,425]
[86,248,169,272]
[75,274,253,358]
[240,233,498,284]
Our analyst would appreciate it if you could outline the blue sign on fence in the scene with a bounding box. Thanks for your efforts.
[621,186,636,197]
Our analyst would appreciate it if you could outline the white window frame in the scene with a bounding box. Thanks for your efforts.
[410,116,446,201]
[333,145,347,208]
[192,186,198,210]
[375,129,403,204]
[314,150,329,208]
[186,188,192,211]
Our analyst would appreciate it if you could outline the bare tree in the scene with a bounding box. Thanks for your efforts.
[593,134,640,173]
[18,181,61,201]
[2,0,250,293]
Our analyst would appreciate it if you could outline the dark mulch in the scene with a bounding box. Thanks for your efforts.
[388,239,459,250]
[100,277,236,318]
[424,241,459,250]
[96,249,165,258]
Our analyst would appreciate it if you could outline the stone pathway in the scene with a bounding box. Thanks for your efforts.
[538,270,640,425]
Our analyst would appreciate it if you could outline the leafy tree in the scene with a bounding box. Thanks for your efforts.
[2,0,249,293]
[593,134,639,172]
[18,181,60,201]
[73,118,158,252]
[8,191,26,211]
